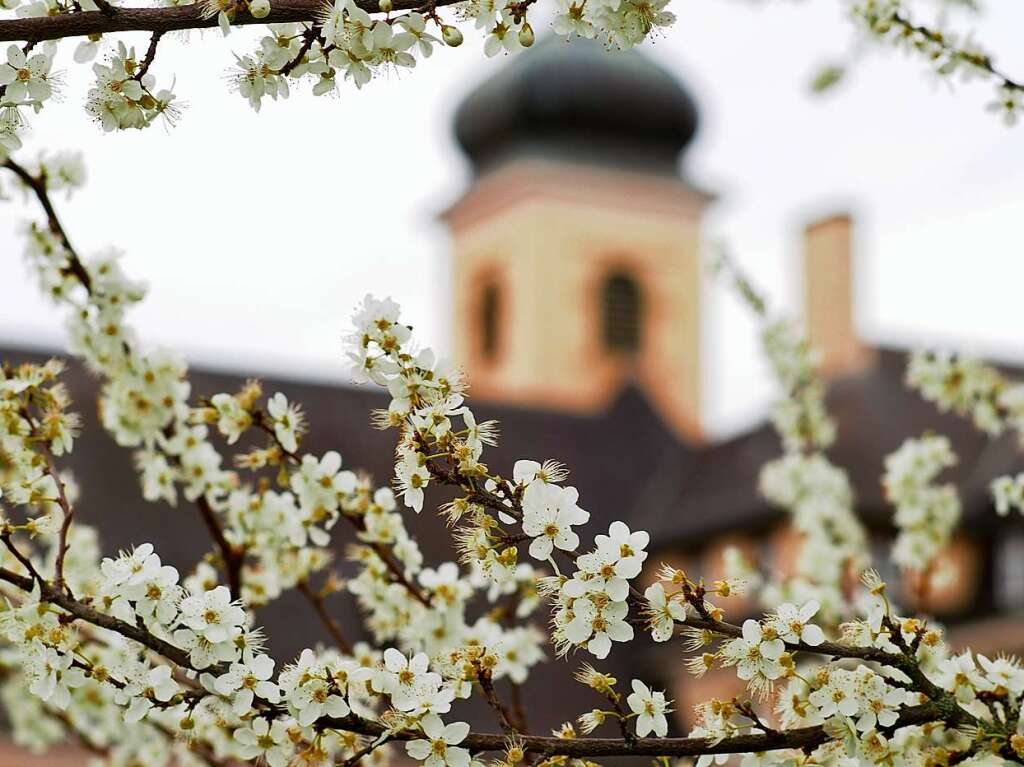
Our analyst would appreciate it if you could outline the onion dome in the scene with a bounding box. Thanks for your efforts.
[454,36,700,175]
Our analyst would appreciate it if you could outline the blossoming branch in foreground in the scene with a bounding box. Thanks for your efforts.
[1,160,1024,765]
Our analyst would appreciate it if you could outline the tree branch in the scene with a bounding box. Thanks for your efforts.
[0,555,991,761]
[0,566,198,670]
[319,703,952,759]
[0,0,458,43]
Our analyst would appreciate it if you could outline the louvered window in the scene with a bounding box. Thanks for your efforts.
[480,282,501,360]
[602,272,642,352]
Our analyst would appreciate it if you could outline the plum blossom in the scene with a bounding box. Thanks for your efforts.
[215,650,280,714]
[266,392,303,452]
[178,586,246,644]
[0,44,53,103]
[521,482,589,561]
[626,679,670,737]
[396,447,431,512]
[644,582,686,642]
[406,715,471,767]
[234,717,294,767]
[769,601,825,647]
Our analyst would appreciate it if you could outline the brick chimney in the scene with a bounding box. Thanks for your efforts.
[803,214,870,378]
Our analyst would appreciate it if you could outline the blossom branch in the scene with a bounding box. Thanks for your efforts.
[0,0,461,42]
[889,9,1024,92]
[2,158,92,292]
[681,613,899,666]
[7,156,251,604]
[0,557,985,761]
[253,406,432,607]
[0,565,198,671]
[318,703,955,759]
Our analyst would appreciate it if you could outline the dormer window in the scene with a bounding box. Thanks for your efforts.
[479,280,502,361]
[601,271,642,353]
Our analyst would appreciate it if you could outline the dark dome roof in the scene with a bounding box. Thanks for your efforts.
[454,37,700,174]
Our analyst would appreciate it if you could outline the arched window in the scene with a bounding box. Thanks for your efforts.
[479,281,502,361]
[601,271,642,352]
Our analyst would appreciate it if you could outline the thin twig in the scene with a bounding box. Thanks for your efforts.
[477,666,518,736]
[317,703,955,759]
[297,578,352,654]
[133,29,164,80]
[277,25,320,77]
[0,533,44,585]
[2,158,92,292]
[195,494,244,601]
[46,449,75,591]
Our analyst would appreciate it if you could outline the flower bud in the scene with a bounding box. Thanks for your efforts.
[249,0,270,17]
[518,22,534,47]
[1011,734,1024,759]
[442,25,463,47]
[378,0,392,10]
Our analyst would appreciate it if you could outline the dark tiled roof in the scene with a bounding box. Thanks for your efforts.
[638,348,1024,550]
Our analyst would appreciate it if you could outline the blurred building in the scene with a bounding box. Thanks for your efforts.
[3,35,1024,765]
[444,36,1024,720]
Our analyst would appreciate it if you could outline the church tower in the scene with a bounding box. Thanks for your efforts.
[446,39,709,442]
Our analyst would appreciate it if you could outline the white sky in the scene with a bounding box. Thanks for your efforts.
[1,0,1023,437]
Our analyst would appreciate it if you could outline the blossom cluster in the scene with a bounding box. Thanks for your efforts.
[549,520,648,659]
[0,357,79,537]
[882,434,960,573]
[345,294,652,661]
[907,351,1024,519]
[760,318,836,453]
[0,0,678,157]
[906,350,1024,438]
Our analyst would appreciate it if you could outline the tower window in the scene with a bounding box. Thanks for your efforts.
[479,281,502,361]
[601,271,642,352]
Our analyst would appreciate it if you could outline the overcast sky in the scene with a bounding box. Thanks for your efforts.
[1,0,1023,437]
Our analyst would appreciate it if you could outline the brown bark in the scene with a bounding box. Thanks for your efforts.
[0,0,457,43]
